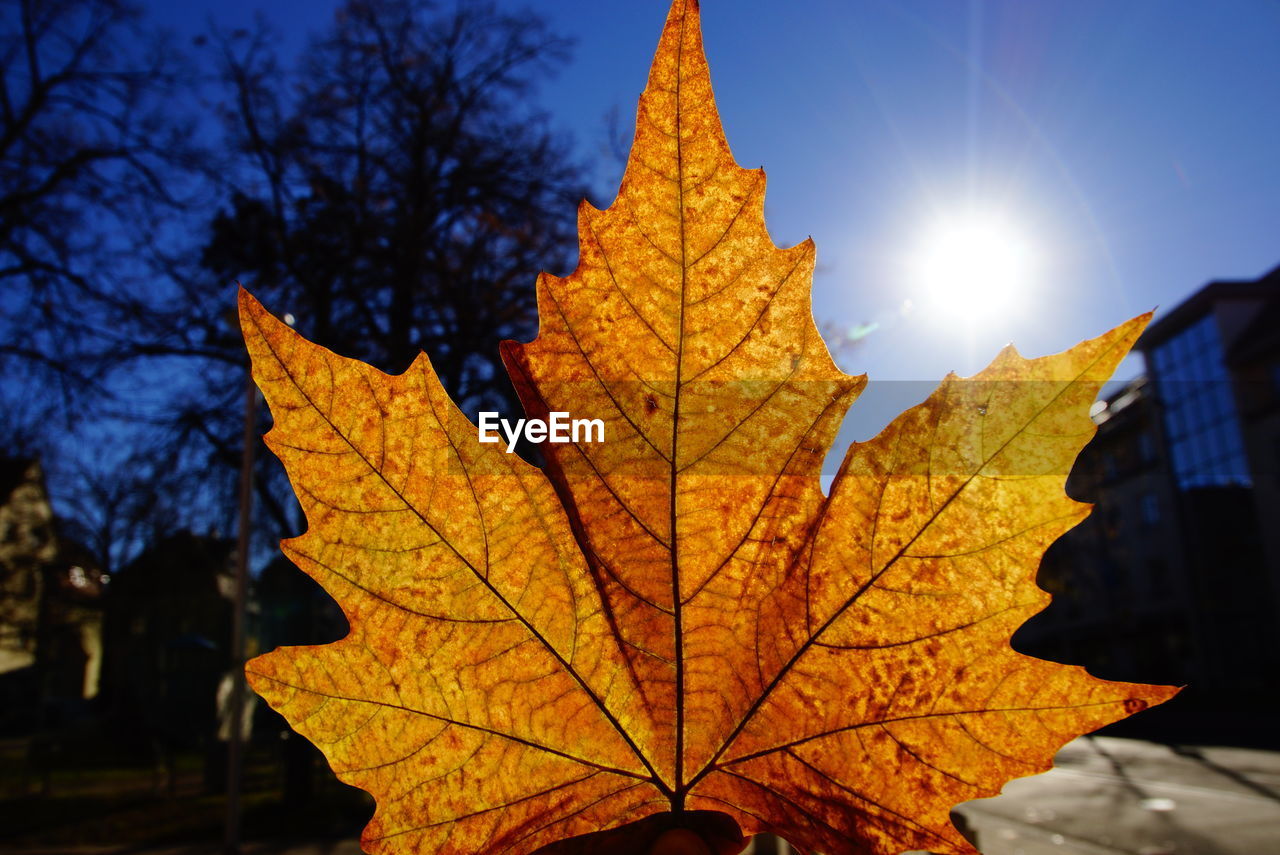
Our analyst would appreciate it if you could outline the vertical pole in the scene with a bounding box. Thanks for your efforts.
[225,375,257,855]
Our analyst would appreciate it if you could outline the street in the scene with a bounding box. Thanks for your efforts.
[949,736,1280,855]
[2,737,1275,855]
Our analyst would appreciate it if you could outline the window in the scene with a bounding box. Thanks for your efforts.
[1150,315,1251,488]
[1138,432,1156,464]
[1140,492,1160,526]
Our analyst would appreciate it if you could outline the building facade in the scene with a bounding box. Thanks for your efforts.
[1019,265,1280,741]
[0,458,107,731]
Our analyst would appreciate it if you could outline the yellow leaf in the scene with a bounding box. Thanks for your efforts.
[242,2,1178,853]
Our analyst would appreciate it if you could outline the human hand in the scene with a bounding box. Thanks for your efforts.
[648,825,752,855]
[530,810,746,855]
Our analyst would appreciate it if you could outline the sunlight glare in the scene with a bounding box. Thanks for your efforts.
[909,211,1037,325]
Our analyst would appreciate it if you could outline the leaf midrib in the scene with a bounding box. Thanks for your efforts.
[669,3,690,809]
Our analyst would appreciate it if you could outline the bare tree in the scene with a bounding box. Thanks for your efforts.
[127,0,585,542]
[0,0,200,430]
[1,0,583,563]
[203,0,581,396]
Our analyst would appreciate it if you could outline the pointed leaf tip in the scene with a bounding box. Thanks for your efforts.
[241,5,1179,854]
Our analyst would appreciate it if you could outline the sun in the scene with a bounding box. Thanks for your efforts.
[908,210,1038,325]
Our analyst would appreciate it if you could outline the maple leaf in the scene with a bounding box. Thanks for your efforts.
[240,2,1179,854]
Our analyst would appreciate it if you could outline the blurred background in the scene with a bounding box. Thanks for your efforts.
[1,1,1277,854]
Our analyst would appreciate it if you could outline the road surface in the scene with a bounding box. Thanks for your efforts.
[3,737,1276,855]
[947,735,1280,855]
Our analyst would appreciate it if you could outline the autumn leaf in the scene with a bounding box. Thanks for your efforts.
[240,1,1179,854]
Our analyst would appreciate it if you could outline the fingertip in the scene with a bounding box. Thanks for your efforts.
[649,828,712,855]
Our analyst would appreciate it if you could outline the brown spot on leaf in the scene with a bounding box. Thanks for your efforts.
[238,1,1180,852]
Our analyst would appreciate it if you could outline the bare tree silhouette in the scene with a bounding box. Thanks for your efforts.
[0,0,201,431]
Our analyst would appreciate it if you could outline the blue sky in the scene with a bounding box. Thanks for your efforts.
[147,0,1280,438]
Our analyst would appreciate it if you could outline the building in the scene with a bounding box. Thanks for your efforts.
[0,457,107,731]
[1140,263,1280,690]
[1021,378,1194,687]
[99,532,237,749]
[0,458,57,679]
[1019,264,1280,742]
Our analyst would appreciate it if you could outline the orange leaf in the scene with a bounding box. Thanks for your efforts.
[242,2,1178,853]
